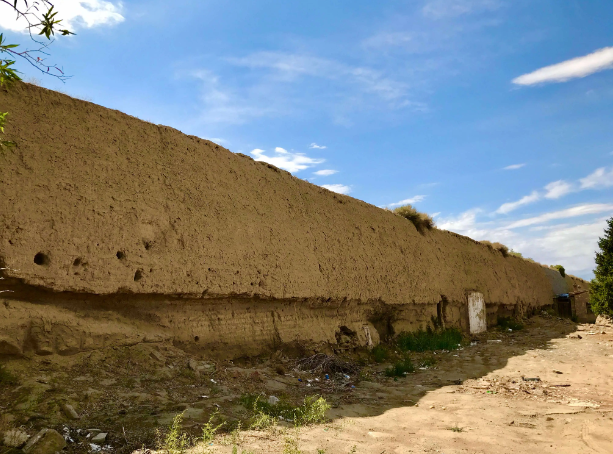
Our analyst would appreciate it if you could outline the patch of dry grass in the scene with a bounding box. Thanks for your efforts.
[479,240,509,257]
[393,204,435,234]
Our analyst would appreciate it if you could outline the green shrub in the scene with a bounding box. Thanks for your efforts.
[393,204,435,234]
[497,317,524,331]
[396,327,463,352]
[370,345,389,363]
[551,265,566,277]
[385,357,415,377]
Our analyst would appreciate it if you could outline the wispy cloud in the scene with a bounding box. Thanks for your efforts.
[579,167,613,189]
[310,143,327,149]
[362,32,412,49]
[229,51,412,107]
[496,191,540,214]
[505,204,613,229]
[386,195,426,208]
[321,184,352,195]
[503,163,525,170]
[422,0,502,18]
[251,147,324,173]
[544,180,574,199]
[0,0,124,31]
[189,69,276,125]
[313,169,338,176]
[512,47,613,86]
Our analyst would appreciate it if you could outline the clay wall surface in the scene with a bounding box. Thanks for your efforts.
[0,84,582,356]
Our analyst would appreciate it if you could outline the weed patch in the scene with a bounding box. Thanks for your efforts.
[447,425,464,432]
[384,357,415,377]
[393,204,435,234]
[497,317,524,331]
[370,345,389,363]
[241,394,330,426]
[396,327,463,352]
[0,364,18,386]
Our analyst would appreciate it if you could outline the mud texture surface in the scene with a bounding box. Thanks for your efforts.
[0,83,554,308]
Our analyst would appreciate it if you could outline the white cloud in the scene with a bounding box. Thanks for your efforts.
[503,163,525,170]
[512,47,613,86]
[579,167,613,189]
[437,206,610,279]
[251,148,324,173]
[313,169,338,176]
[544,180,574,199]
[496,191,540,214]
[515,219,608,277]
[0,0,124,32]
[189,69,275,125]
[505,204,613,229]
[422,0,501,18]
[321,184,352,195]
[310,143,327,149]
[386,195,426,208]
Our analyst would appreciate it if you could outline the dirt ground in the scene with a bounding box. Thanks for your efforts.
[1,314,612,454]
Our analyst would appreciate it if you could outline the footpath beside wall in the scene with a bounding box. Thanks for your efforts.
[0,84,578,357]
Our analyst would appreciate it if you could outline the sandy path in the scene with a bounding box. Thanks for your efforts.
[214,318,613,454]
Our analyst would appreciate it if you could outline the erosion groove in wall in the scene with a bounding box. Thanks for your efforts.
[0,83,575,357]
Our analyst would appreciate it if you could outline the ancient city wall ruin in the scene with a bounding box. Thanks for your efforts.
[0,83,583,358]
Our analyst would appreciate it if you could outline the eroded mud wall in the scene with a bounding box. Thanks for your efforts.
[0,83,565,356]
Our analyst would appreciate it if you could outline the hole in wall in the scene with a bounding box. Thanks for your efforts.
[194,336,199,342]
[73,257,82,266]
[134,270,143,281]
[143,241,153,251]
[116,251,126,260]
[34,253,50,266]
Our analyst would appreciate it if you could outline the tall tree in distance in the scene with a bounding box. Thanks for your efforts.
[591,217,613,317]
[1,0,73,147]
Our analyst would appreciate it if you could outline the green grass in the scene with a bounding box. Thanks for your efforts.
[497,317,524,331]
[396,327,463,352]
[447,425,464,432]
[370,345,390,363]
[240,394,330,426]
[157,412,191,454]
[0,364,18,386]
[384,357,415,377]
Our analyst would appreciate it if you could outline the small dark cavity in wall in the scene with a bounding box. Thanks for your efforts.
[34,252,50,266]
[134,269,143,281]
[116,251,126,261]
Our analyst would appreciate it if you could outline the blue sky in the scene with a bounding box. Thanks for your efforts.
[2,0,613,279]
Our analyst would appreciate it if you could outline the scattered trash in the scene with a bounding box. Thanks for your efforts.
[325,374,330,380]
[293,353,359,375]
[210,379,217,384]
[267,396,280,405]
[343,374,350,380]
